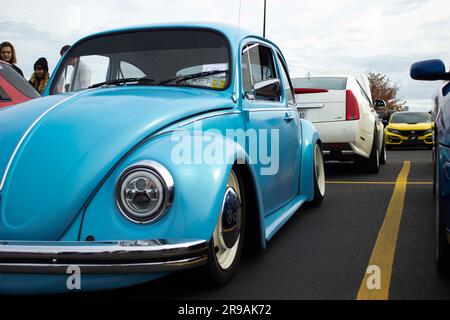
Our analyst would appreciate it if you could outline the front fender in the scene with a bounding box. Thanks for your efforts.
[75,130,250,242]
[299,119,321,202]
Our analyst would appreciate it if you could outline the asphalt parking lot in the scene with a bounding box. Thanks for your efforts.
[15,149,450,301]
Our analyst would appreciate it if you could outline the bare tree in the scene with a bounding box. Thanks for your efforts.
[367,71,406,111]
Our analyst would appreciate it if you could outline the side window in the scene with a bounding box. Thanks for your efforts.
[0,86,11,101]
[56,64,74,93]
[277,53,295,105]
[241,43,279,102]
[119,61,146,79]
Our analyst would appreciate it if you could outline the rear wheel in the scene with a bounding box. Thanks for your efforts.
[356,132,380,174]
[204,168,245,286]
[308,143,325,207]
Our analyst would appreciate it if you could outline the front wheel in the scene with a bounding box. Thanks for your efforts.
[204,168,245,286]
[309,143,325,207]
[436,158,450,274]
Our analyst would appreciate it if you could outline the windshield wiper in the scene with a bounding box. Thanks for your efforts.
[159,70,228,86]
[89,77,157,89]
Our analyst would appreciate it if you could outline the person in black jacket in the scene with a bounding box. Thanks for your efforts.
[29,57,50,95]
[0,41,24,77]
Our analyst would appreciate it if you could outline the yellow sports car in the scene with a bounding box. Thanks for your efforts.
[385,111,434,149]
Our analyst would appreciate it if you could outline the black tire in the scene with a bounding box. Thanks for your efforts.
[380,139,387,165]
[356,132,380,174]
[309,143,325,207]
[203,168,246,286]
[436,161,450,274]
[433,148,437,197]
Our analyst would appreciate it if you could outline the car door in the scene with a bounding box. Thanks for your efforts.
[240,41,300,215]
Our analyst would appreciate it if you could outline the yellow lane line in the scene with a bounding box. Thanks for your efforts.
[356,161,411,300]
[326,181,430,185]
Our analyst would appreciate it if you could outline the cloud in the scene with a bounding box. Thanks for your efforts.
[1,0,449,107]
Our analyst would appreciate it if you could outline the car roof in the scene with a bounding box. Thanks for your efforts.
[71,22,283,57]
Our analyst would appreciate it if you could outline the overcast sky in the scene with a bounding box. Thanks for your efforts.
[2,0,450,110]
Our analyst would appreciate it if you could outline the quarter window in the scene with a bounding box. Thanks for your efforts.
[119,61,146,79]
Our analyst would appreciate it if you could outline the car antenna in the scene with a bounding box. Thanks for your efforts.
[263,0,267,37]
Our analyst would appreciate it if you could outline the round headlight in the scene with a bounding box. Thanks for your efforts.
[116,161,174,224]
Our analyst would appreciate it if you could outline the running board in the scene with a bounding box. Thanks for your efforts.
[264,195,309,241]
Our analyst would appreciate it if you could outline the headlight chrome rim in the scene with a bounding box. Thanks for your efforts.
[116,160,174,224]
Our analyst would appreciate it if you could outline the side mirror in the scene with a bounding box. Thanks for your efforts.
[374,99,387,109]
[410,59,450,81]
[253,79,281,101]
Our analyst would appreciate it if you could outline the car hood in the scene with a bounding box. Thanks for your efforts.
[386,122,433,131]
[0,86,234,240]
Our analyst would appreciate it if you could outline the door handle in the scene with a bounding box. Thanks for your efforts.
[284,112,295,122]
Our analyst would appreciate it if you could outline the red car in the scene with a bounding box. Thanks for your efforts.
[0,60,40,108]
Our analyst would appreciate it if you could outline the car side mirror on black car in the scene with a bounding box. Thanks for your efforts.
[253,79,282,101]
[410,59,450,81]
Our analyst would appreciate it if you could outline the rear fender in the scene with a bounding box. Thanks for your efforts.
[299,119,321,201]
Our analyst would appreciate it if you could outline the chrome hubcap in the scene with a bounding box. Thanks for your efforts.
[213,170,242,270]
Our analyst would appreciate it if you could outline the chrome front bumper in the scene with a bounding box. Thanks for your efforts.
[0,239,208,274]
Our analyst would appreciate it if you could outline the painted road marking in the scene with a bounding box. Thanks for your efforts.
[356,161,411,300]
[326,181,431,185]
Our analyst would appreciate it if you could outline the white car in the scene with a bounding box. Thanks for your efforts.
[292,75,386,173]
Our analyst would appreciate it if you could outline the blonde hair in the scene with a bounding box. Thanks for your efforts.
[0,41,17,64]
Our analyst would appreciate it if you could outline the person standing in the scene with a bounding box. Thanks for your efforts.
[29,57,50,95]
[60,45,71,57]
[0,41,24,77]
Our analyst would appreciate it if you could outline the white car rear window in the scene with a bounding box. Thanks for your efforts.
[292,77,347,90]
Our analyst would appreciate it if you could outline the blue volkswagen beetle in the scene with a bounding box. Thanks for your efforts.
[0,23,324,294]
[411,59,450,273]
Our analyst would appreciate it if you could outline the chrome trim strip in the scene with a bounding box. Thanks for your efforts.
[0,89,94,191]
[245,107,293,112]
[0,257,208,274]
[296,103,325,109]
[0,239,208,274]
[177,110,241,128]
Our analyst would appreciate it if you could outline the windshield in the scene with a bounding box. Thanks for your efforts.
[390,112,432,124]
[50,29,231,94]
[291,77,347,90]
